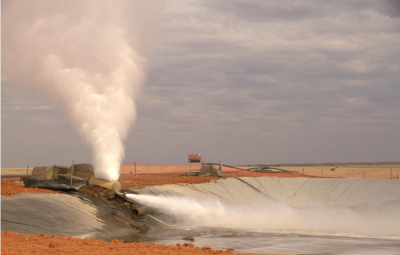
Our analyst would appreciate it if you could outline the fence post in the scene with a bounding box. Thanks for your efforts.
[26,166,29,177]
[134,162,137,177]
[71,160,74,187]
[302,168,304,176]
[390,167,392,179]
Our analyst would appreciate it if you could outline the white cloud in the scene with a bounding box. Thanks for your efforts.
[2,0,400,166]
[342,60,370,73]
[344,97,369,107]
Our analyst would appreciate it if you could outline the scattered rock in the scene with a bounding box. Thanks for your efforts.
[111,239,124,244]
[48,242,58,248]
[198,164,224,177]
[182,236,195,242]
[183,243,195,248]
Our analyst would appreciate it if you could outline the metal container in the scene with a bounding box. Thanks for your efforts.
[188,154,202,163]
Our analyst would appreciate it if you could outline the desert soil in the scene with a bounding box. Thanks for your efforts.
[1,171,311,196]
[118,170,312,188]
[1,179,57,196]
[1,231,237,255]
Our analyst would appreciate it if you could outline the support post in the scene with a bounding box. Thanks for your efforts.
[71,160,74,187]
[26,166,29,177]
[134,161,137,177]
[51,165,54,185]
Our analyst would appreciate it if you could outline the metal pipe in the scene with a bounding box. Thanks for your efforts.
[132,206,152,216]
[58,174,85,182]
[115,191,126,198]
[209,163,293,173]
[88,176,122,193]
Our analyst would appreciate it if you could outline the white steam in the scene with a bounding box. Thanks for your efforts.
[2,0,156,181]
[127,194,400,238]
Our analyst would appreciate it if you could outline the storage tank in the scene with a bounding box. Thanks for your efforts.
[188,154,202,163]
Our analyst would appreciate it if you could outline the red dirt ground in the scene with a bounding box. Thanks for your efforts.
[1,171,314,195]
[119,174,222,188]
[1,180,57,196]
[1,231,237,255]
[118,171,314,188]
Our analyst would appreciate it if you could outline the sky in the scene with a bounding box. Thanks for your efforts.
[2,0,400,167]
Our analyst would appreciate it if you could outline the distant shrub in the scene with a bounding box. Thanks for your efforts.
[331,168,336,171]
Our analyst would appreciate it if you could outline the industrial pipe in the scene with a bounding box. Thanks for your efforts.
[132,206,152,216]
[88,176,122,193]
[58,174,86,182]
[209,163,293,173]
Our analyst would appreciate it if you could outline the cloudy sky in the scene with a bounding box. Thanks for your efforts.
[2,0,400,167]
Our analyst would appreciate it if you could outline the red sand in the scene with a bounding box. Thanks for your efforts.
[1,180,57,196]
[118,170,316,188]
[1,231,237,255]
[1,171,314,196]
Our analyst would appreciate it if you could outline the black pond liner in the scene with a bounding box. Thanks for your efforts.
[1,192,157,242]
[22,177,85,190]
[3,178,400,254]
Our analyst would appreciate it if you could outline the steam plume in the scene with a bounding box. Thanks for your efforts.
[2,0,153,181]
